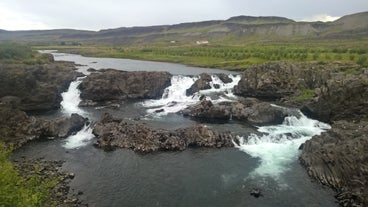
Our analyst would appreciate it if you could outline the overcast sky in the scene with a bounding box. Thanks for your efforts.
[0,0,367,31]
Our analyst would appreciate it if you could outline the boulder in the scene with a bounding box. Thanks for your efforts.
[93,113,235,152]
[79,69,172,102]
[186,73,212,96]
[216,73,233,84]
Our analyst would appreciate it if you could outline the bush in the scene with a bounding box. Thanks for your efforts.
[356,55,367,66]
[0,142,55,207]
[0,43,33,60]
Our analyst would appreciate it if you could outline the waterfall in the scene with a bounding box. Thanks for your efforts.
[61,75,94,149]
[234,110,330,179]
[141,74,241,116]
[60,77,85,116]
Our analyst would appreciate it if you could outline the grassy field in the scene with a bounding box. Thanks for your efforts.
[34,39,368,70]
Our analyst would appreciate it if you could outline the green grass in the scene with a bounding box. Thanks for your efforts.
[0,142,58,207]
[34,39,368,70]
[0,42,51,65]
[294,88,315,102]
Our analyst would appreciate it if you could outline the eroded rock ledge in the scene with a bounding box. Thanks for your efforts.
[78,69,172,105]
[182,98,289,125]
[93,113,235,152]
[0,99,87,149]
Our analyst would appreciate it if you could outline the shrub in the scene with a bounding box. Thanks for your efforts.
[0,142,56,207]
[0,43,33,60]
[356,55,367,66]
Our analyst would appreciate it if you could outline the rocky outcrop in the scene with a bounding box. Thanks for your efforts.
[234,62,337,101]
[0,100,87,149]
[300,120,368,207]
[301,73,368,122]
[36,113,88,139]
[93,113,235,152]
[0,62,81,112]
[186,73,212,96]
[182,98,288,125]
[78,69,171,103]
[234,62,367,122]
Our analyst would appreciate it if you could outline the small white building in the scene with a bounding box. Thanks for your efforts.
[196,40,209,45]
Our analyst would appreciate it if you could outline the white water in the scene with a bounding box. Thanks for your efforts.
[141,74,241,116]
[60,70,94,149]
[235,110,330,180]
[60,77,85,116]
[63,125,95,149]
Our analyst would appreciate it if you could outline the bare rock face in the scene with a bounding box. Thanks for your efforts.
[182,98,288,125]
[300,120,368,207]
[78,69,172,102]
[301,73,368,122]
[234,62,367,123]
[92,113,235,152]
[0,62,81,112]
[234,62,336,101]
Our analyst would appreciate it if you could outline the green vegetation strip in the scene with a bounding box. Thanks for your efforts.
[35,39,368,70]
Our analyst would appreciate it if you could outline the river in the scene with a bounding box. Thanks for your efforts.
[14,52,337,207]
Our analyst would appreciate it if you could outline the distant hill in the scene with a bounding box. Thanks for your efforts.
[0,11,367,46]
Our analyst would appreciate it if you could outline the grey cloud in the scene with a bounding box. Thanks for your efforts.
[1,0,367,30]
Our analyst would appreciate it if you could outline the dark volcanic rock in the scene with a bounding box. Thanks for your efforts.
[93,113,235,152]
[79,69,172,102]
[37,113,88,139]
[216,73,233,83]
[0,100,87,148]
[186,73,212,96]
[234,62,334,101]
[250,188,263,198]
[183,98,288,125]
[300,120,368,207]
[301,73,368,122]
[234,61,367,123]
[0,62,81,112]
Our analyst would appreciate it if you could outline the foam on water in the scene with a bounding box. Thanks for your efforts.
[141,74,241,116]
[63,125,95,149]
[60,72,93,149]
[60,77,85,116]
[235,110,330,179]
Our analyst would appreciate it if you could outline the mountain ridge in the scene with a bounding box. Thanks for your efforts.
[0,11,367,45]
